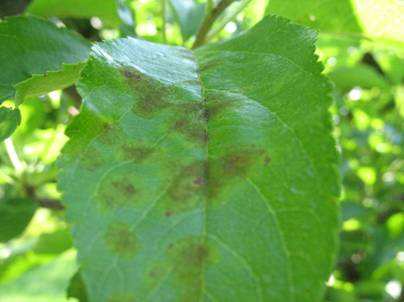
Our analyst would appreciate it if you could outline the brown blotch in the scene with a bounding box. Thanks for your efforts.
[206,99,233,119]
[121,67,173,118]
[172,102,208,144]
[166,162,207,213]
[207,149,270,198]
[167,237,216,301]
[264,155,271,166]
[104,223,139,258]
[79,146,104,171]
[96,172,139,209]
[172,118,207,144]
[119,143,155,163]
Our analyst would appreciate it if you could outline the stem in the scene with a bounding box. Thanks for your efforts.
[206,0,253,42]
[161,0,167,43]
[192,0,235,49]
[24,185,65,211]
[4,138,23,173]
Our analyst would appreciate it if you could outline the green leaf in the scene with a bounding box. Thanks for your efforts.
[0,16,90,104]
[59,16,339,301]
[0,250,76,302]
[0,108,21,142]
[0,198,36,243]
[169,0,205,41]
[27,0,120,28]
[267,0,404,45]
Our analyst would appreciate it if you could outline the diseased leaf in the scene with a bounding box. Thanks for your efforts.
[0,107,21,142]
[27,0,120,28]
[59,16,339,302]
[169,0,205,41]
[0,16,90,103]
[0,198,36,243]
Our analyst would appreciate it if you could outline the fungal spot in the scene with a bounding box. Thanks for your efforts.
[207,148,270,198]
[104,223,139,258]
[123,69,141,81]
[98,123,121,146]
[96,171,139,209]
[264,155,271,166]
[107,292,136,302]
[118,143,154,163]
[172,102,208,144]
[79,145,104,171]
[167,237,217,301]
[166,162,207,213]
[132,95,169,118]
[206,99,233,119]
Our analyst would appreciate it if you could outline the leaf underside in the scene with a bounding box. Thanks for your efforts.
[59,16,339,302]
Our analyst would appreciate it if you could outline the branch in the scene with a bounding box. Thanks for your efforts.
[192,0,235,49]
[24,184,65,211]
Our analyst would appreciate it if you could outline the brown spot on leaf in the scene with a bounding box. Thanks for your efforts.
[104,223,139,258]
[166,162,207,213]
[119,143,155,163]
[167,237,216,302]
[96,171,139,209]
[172,102,208,144]
[123,69,172,118]
[264,155,271,166]
[80,145,104,171]
[207,148,270,198]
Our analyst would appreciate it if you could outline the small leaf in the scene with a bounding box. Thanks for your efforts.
[0,16,90,104]
[59,16,339,302]
[0,107,21,142]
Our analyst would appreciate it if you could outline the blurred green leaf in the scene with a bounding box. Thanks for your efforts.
[169,0,205,41]
[27,0,120,28]
[0,250,76,302]
[267,0,404,46]
[0,108,20,142]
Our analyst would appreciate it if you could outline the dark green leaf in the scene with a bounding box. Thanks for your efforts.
[0,16,90,103]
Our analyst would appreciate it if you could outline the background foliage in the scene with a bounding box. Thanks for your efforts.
[0,0,402,301]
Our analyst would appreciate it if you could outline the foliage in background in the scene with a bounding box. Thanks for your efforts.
[0,0,402,301]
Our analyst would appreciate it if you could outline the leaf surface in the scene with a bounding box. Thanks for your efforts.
[0,16,90,103]
[59,16,339,302]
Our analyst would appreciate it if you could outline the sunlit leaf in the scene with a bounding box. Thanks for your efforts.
[59,16,339,301]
